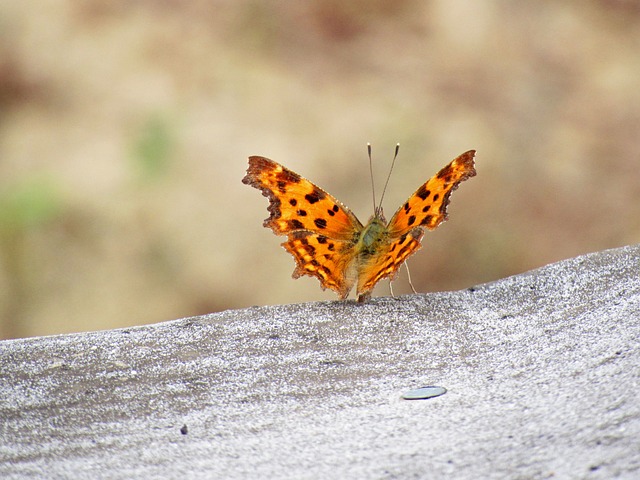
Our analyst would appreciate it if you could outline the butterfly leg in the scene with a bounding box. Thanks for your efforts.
[389,262,417,300]
[405,262,418,294]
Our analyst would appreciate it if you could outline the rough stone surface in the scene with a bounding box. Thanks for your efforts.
[1,245,639,479]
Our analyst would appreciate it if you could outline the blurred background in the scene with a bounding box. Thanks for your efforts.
[1,1,638,339]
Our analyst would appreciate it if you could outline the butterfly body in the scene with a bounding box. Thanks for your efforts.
[242,150,476,302]
[360,214,387,252]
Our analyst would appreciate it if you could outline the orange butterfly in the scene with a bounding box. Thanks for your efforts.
[242,149,476,302]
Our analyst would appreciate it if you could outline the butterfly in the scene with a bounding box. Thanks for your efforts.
[242,148,476,302]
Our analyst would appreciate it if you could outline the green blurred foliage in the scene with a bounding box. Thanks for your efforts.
[130,114,174,181]
[0,178,62,232]
[0,178,63,339]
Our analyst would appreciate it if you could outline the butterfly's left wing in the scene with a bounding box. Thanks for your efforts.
[355,150,476,299]
[243,156,362,239]
[283,231,359,299]
[243,156,364,299]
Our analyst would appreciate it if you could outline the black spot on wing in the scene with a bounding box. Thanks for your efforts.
[305,188,326,204]
[276,168,301,184]
[436,165,453,179]
[314,218,327,229]
[289,219,304,230]
[420,215,433,226]
[398,241,414,258]
[416,185,431,201]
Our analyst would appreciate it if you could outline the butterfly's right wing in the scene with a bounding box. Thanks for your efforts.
[387,150,476,236]
[355,150,476,300]
[243,156,364,298]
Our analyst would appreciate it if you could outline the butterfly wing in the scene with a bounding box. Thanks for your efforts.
[243,156,364,298]
[387,150,476,235]
[356,227,425,301]
[282,231,359,299]
[355,150,477,299]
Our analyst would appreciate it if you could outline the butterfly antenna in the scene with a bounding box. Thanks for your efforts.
[377,143,400,214]
[368,143,377,213]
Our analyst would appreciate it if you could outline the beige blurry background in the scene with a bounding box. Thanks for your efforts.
[1,1,638,339]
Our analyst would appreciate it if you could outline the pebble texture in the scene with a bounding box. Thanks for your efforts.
[1,244,639,479]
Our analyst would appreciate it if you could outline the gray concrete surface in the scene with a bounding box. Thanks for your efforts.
[1,244,639,479]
